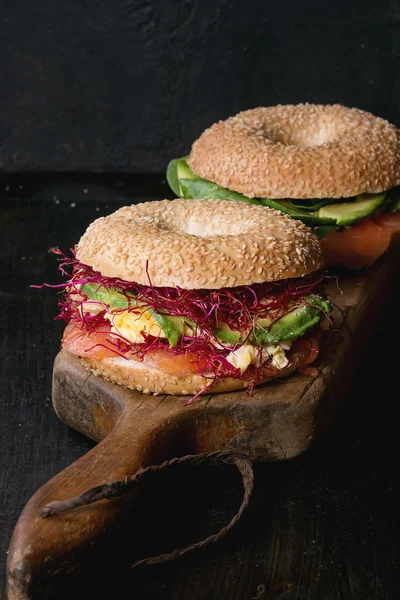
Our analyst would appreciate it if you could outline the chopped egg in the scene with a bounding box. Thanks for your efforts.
[226,344,260,372]
[226,339,293,373]
[105,310,165,344]
[79,301,105,316]
[210,337,234,350]
[263,343,291,369]
[278,340,292,351]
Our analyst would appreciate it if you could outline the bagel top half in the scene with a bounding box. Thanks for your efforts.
[188,104,400,199]
[76,198,323,289]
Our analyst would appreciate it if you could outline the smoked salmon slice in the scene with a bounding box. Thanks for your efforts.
[320,213,400,269]
[62,323,122,359]
[143,349,207,374]
[373,211,400,233]
[62,323,207,374]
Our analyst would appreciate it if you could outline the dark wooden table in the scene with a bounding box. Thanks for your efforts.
[1,175,399,600]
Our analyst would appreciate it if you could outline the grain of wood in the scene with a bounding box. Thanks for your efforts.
[7,246,399,598]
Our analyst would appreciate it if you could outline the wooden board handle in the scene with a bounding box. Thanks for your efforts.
[7,354,186,599]
[7,422,151,598]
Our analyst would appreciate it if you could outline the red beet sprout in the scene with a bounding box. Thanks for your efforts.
[36,248,329,394]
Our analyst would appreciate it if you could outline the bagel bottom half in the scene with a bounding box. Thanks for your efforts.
[81,340,311,396]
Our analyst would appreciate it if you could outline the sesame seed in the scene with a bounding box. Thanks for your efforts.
[76,198,323,289]
[188,104,398,199]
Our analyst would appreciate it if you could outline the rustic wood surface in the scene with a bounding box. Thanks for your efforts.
[1,175,400,599]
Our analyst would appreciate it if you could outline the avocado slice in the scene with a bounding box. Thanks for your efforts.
[252,295,332,345]
[151,312,185,348]
[176,158,197,181]
[317,193,386,226]
[80,283,185,348]
[214,294,332,346]
[80,282,136,309]
[167,156,204,198]
[214,323,243,344]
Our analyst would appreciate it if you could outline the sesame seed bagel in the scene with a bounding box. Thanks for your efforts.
[188,104,400,199]
[76,198,323,289]
[81,339,310,395]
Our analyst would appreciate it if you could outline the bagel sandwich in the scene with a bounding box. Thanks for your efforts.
[167,104,400,269]
[51,199,332,398]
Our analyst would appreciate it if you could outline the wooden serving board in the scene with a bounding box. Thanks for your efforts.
[7,248,399,599]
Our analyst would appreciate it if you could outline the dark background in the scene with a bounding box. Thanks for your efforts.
[1,0,399,173]
[2,2,400,598]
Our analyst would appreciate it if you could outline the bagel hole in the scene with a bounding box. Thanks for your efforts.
[261,120,339,147]
[172,215,246,237]
[135,214,242,237]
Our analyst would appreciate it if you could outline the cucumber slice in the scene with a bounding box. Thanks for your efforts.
[260,199,335,225]
[289,198,341,211]
[317,193,386,226]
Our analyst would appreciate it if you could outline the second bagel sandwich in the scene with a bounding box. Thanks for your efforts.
[57,199,332,397]
[167,104,400,269]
